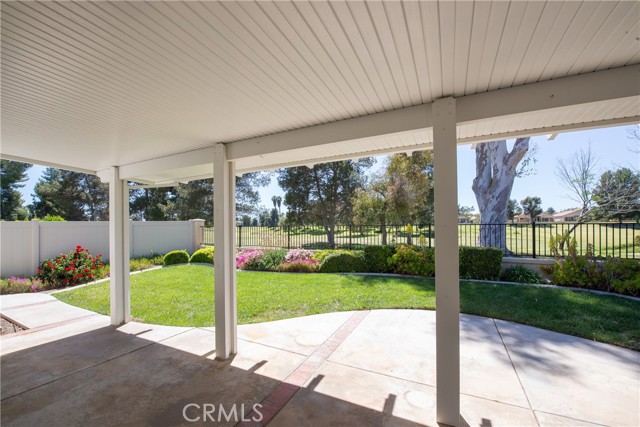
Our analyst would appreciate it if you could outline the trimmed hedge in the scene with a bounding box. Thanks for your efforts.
[389,245,435,277]
[363,245,396,273]
[163,250,190,265]
[459,247,503,280]
[387,245,503,280]
[189,247,214,264]
[319,251,366,273]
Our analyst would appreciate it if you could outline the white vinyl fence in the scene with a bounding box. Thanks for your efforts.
[0,220,205,277]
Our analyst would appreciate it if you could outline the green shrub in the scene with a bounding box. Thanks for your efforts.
[41,214,65,221]
[500,265,546,284]
[313,249,352,264]
[277,259,319,273]
[189,247,215,264]
[255,249,287,271]
[363,245,396,273]
[319,251,366,273]
[459,247,503,281]
[35,245,106,288]
[0,277,46,294]
[389,245,435,277]
[130,254,163,271]
[163,250,190,265]
[602,258,640,296]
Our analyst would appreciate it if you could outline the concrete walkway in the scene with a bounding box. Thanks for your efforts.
[0,294,638,427]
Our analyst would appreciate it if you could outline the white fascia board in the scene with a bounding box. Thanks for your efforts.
[236,142,433,174]
[227,103,432,161]
[456,65,640,125]
[1,154,97,175]
[117,147,215,181]
[459,115,640,146]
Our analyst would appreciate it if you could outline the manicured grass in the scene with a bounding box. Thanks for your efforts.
[54,264,640,350]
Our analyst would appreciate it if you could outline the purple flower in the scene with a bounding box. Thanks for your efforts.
[285,249,314,263]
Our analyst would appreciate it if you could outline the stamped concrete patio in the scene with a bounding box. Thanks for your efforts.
[1,293,638,427]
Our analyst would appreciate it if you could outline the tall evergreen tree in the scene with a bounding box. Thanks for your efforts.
[0,160,32,220]
[31,168,108,220]
[128,172,270,223]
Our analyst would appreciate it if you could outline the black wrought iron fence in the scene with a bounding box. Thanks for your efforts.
[201,222,639,259]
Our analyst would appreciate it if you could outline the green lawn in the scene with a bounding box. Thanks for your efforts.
[54,264,640,350]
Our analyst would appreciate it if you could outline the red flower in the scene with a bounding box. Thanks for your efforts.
[55,259,60,263]
[65,267,71,271]
[84,268,89,273]
[91,266,96,270]
[37,269,42,274]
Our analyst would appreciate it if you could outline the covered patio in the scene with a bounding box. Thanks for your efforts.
[1,1,639,425]
[2,293,638,426]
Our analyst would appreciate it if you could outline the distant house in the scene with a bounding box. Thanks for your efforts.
[537,212,554,223]
[552,208,582,222]
[458,216,471,224]
[513,212,554,223]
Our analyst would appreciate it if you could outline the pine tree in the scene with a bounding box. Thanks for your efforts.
[0,160,32,220]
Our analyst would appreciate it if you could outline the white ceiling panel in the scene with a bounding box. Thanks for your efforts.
[1,0,639,183]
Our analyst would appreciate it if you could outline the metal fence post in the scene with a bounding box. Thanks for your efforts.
[287,225,291,249]
[532,221,537,259]
[349,225,353,250]
[238,225,242,248]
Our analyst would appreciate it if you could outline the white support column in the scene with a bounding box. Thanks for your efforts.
[213,143,237,359]
[108,166,131,326]
[433,97,460,427]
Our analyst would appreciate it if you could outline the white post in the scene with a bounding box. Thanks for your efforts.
[433,97,460,427]
[191,219,206,252]
[213,144,237,359]
[108,167,131,326]
[31,220,40,274]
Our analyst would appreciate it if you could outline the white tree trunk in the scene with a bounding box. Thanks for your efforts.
[472,138,530,253]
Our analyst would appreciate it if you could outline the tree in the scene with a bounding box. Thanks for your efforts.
[269,208,279,227]
[520,196,543,222]
[31,168,108,220]
[278,159,373,247]
[507,199,522,223]
[271,195,283,215]
[130,187,175,221]
[472,138,531,251]
[129,172,269,223]
[1,160,32,220]
[555,145,598,229]
[385,152,434,226]
[591,168,640,222]
[352,174,389,243]
[458,205,474,218]
[546,207,556,215]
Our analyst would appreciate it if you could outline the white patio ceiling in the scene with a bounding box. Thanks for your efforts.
[1,1,639,184]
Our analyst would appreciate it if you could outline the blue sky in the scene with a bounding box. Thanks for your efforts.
[19,124,639,214]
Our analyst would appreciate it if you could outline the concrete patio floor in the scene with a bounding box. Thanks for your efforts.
[0,294,638,427]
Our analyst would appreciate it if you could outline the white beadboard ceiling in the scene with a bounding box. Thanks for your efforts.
[1,0,639,183]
